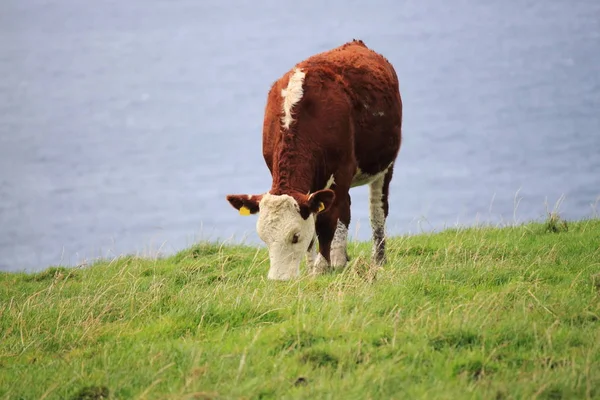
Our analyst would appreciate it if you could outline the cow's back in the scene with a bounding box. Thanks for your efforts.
[262,40,402,185]
[298,40,402,176]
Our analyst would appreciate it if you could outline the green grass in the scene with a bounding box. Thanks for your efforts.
[1,219,599,399]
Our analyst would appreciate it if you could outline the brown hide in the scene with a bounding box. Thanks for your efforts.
[263,40,402,199]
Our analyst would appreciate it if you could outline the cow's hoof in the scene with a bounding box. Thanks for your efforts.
[374,255,387,266]
[330,249,349,270]
[310,254,330,276]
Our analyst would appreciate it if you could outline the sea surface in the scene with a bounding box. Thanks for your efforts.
[1,0,599,271]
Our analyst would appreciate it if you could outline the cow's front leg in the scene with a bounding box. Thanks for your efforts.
[330,220,349,268]
[330,191,351,269]
[311,213,335,275]
[312,186,351,275]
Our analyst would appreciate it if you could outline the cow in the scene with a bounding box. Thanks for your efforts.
[226,39,403,280]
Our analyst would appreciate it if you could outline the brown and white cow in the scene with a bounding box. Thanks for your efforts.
[227,40,402,280]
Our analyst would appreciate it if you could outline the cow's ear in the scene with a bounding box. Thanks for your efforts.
[226,194,262,216]
[307,189,335,214]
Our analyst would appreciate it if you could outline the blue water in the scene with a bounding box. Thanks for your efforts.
[1,0,599,271]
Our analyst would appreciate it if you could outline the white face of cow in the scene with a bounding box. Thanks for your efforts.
[256,194,315,280]
[226,189,335,280]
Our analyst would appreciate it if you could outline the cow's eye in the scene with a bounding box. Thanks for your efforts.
[291,233,300,244]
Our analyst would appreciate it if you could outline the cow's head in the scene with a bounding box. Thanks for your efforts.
[226,190,335,280]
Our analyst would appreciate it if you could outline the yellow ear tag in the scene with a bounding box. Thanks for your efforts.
[318,202,325,213]
[239,206,251,216]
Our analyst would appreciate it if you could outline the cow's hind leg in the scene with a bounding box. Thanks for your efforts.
[369,166,394,265]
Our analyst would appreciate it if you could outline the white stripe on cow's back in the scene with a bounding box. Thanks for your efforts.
[280,68,306,129]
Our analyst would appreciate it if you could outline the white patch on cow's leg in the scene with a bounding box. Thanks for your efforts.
[311,253,330,276]
[280,68,306,129]
[330,220,349,268]
[369,174,386,265]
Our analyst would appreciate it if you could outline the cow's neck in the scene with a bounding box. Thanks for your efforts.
[270,129,316,196]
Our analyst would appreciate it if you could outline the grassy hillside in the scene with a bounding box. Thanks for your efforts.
[1,219,599,399]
